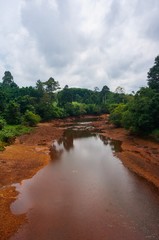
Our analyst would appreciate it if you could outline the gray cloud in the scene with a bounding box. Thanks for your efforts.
[0,0,158,92]
[21,0,88,69]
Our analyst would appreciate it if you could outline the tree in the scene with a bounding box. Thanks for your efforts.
[22,110,41,127]
[5,101,21,124]
[2,71,17,87]
[147,55,159,91]
[0,90,7,113]
[64,85,69,89]
[36,80,45,96]
[121,87,159,133]
[94,87,99,92]
[44,77,60,94]
[115,86,125,94]
[109,103,127,127]
[100,85,110,104]
[43,77,60,101]
[17,95,36,114]
[0,118,6,130]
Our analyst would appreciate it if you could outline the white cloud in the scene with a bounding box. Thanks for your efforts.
[0,0,158,92]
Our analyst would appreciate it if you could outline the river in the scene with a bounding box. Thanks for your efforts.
[10,119,159,240]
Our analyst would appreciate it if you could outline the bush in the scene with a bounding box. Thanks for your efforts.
[22,110,41,126]
[0,118,6,130]
[0,130,16,143]
[85,104,101,115]
[121,110,134,130]
[5,101,21,125]
[0,125,32,149]
[65,102,87,116]
[109,103,127,127]
[51,106,67,118]
[0,141,5,151]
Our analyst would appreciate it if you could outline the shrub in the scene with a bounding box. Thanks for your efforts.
[109,103,127,127]
[0,118,6,130]
[22,110,41,126]
[85,104,101,115]
[5,101,21,125]
[51,106,67,118]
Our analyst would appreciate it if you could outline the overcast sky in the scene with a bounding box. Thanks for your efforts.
[0,0,158,92]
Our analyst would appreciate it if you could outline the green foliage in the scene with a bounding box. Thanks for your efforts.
[109,56,159,135]
[0,141,5,151]
[85,104,101,115]
[22,110,41,126]
[147,55,159,91]
[44,77,60,93]
[51,104,67,118]
[42,77,60,102]
[58,88,100,106]
[100,85,110,104]
[108,104,119,113]
[0,125,32,148]
[65,102,87,116]
[120,88,159,134]
[5,101,21,125]
[17,95,36,114]
[2,71,13,86]
[109,104,127,127]
[121,110,134,130]
[0,118,6,130]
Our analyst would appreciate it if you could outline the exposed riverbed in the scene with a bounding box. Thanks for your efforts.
[10,120,159,240]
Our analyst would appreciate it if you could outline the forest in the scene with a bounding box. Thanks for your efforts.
[0,55,159,149]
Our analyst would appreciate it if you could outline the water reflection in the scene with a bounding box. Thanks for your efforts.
[99,135,122,153]
[50,128,122,161]
[51,128,95,154]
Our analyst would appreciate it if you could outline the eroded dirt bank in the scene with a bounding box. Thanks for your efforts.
[0,120,65,240]
[91,115,159,190]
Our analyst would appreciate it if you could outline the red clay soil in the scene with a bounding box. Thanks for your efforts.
[91,114,159,190]
[0,120,65,240]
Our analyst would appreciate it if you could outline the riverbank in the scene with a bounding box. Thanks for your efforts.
[0,115,159,239]
[0,120,65,240]
[91,114,159,190]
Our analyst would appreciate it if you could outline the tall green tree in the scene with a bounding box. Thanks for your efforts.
[147,55,159,91]
[44,77,60,93]
[36,80,45,96]
[2,71,17,87]
[100,85,110,104]
[43,77,60,101]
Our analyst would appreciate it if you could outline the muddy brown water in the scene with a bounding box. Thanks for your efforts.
[10,121,159,240]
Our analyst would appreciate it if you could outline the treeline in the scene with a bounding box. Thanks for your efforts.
[0,73,130,125]
[110,56,159,137]
[0,55,159,138]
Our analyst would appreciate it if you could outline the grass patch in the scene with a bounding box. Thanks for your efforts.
[0,125,32,150]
